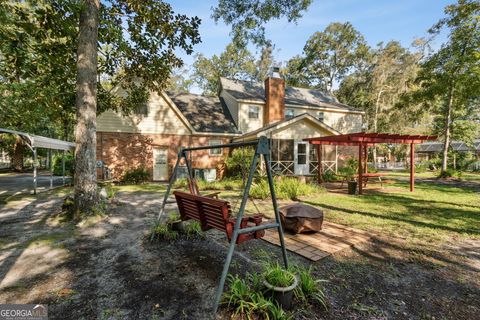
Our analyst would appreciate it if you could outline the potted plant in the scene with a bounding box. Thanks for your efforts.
[345,169,357,195]
[263,264,299,309]
[167,212,185,232]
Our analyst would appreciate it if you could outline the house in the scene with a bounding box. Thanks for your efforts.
[96,71,364,181]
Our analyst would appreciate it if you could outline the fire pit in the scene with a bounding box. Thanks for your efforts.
[279,203,324,234]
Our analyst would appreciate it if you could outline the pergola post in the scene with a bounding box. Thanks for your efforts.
[364,144,368,173]
[335,145,338,173]
[317,144,322,184]
[33,147,37,195]
[410,143,415,192]
[358,143,363,195]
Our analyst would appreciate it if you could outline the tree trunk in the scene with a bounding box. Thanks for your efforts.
[12,136,24,172]
[74,0,100,216]
[441,83,454,173]
[372,89,383,168]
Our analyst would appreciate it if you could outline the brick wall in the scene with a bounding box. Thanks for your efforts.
[97,132,231,180]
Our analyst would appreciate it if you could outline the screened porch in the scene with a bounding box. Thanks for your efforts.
[269,139,337,176]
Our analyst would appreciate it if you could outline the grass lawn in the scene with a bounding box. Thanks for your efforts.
[305,180,480,244]
[1,175,478,319]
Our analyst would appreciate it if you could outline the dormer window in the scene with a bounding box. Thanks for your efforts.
[285,108,295,119]
[318,111,324,122]
[248,105,259,119]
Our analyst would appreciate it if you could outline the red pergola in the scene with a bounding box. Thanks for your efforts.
[304,133,437,194]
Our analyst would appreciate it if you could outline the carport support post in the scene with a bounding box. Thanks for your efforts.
[410,143,415,192]
[62,150,66,186]
[49,150,53,189]
[33,147,37,195]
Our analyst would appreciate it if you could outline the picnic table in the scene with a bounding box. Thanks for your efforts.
[337,173,384,188]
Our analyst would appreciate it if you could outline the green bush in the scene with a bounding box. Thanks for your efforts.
[438,169,463,179]
[151,223,178,241]
[173,178,188,189]
[223,274,290,320]
[293,266,327,310]
[223,264,327,319]
[249,180,272,200]
[121,167,150,184]
[225,147,255,178]
[52,153,74,176]
[250,177,322,200]
[264,263,295,287]
[321,170,337,182]
[415,162,428,173]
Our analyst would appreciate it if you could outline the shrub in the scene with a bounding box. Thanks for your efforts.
[338,166,356,180]
[415,163,428,173]
[225,147,255,178]
[264,263,295,287]
[52,153,74,176]
[321,170,337,182]
[173,178,189,189]
[183,220,205,240]
[223,274,290,320]
[249,180,271,200]
[151,223,178,241]
[121,167,150,184]
[438,168,463,179]
[249,177,322,200]
[276,177,318,200]
[293,266,327,310]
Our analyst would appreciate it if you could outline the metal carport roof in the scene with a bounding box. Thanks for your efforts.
[0,127,75,195]
[0,128,75,151]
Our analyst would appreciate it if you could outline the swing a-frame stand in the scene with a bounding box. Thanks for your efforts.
[154,136,289,314]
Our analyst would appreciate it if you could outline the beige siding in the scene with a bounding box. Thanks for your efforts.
[238,102,264,133]
[270,119,333,139]
[97,92,191,134]
[286,106,363,134]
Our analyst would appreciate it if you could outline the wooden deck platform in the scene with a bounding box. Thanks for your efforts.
[262,221,371,261]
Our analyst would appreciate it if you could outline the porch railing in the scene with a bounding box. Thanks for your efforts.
[271,160,294,175]
[270,160,337,176]
[309,160,337,175]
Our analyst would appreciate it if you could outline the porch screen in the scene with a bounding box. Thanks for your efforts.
[271,139,294,161]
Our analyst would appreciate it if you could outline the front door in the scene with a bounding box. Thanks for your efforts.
[294,141,309,175]
[153,147,168,181]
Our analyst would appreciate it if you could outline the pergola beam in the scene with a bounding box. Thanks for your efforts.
[305,132,438,194]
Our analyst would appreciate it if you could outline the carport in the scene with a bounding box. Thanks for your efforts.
[0,128,75,194]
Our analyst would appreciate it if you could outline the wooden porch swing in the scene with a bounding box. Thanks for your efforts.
[154,136,289,314]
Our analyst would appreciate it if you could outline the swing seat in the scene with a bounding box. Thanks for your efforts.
[173,191,264,244]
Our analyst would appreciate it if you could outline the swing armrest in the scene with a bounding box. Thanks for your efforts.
[247,214,263,226]
[203,191,221,199]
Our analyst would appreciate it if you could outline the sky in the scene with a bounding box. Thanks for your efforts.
[166,0,454,90]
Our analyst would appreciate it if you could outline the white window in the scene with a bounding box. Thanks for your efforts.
[209,140,223,156]
[134,102,148,115]
[248,105,260,119]
[318,111,324,122]
[285,108,295,119]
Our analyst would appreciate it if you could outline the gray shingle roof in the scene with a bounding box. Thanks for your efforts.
[220,77,358,111]
[418,140,480,153]
[167,92,239,134]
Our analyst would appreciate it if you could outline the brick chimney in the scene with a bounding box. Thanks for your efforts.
[264,67,285,125]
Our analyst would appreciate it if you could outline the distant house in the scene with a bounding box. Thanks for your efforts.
[96,72,364,180]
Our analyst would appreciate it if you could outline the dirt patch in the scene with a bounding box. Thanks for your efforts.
[1,191,479,319]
